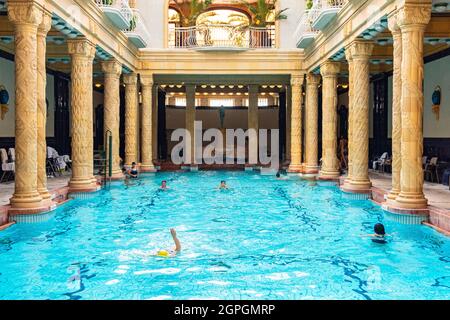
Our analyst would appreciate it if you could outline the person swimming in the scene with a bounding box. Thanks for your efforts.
[371,223,387,244]
[276,171,288,180]
[218,180,228,190]
[155,228,181,257]
[160,180,169,190]
[128,162,139,179]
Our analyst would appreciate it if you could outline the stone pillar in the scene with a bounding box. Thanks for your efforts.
[248,84,259,166]
[123,73,138,166]
[185,84,196,165]
[152,85,158,163]
[319,61,340,180]
[304,73,320,174]
[7,1,44,210]
[285,86,292,162]
[68,38,98,192]
[101,59,123,179]
[344,46,354,183]
[393,2,431,209]
[140,75,156,172]
[37,11,52,204]
[288,75,304,173]
[387,12,402,202]
[342,40,374,192]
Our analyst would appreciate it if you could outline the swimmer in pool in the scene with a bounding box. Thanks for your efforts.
[156,228,181,257]
[369,223,388,244]
[160,180,169,190]
[128,162,139,179]
[218,180,228,190]
[276,171,288,180]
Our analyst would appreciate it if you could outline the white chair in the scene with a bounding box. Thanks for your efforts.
[1,148,15,183]
[372,152,388,172]
[8,148,15,162]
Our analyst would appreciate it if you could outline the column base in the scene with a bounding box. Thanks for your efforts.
[390,192,428,210]
[382,202,430,216]
[8,201,57,216]
[287,164,303,173]
[140,163,157,172]
[69,178,100,193]
[303,165,319,175]
[340,179,372,194]
[318,169,340,181]
[386,189,400,202]
[10,192,44,210]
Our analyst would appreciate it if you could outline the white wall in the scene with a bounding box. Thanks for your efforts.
[386,54,450,139]
[0,56,55,138]
[279,0,304,49]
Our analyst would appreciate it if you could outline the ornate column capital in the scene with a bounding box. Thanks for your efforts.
[291,74,304,87]
[349,40,374,60]
[67,37,96,58]
[140,74,154,87]
[101,59,122,76]
[344,45,353,62]
[37,10,51,35]
[123,73,138,86]
[320,61,340,78]
[7,0,43,26]
[306,73,321,86]
[397,2,432,29]
[387,11,401,34]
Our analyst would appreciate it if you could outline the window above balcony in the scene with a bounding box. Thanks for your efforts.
[95,0,133,30]
[168,5,276,50]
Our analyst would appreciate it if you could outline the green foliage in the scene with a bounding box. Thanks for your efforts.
[306,0,313,10]
[238,0,288,27]
[173,0,213,26]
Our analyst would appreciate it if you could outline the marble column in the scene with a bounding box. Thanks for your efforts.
[387,12,402,202]
[344,46,354,184]
[185,84,196,165]
[319,61,340,180]
[37,11,52,204]
[248,84,259,166]
[342,40,374,192]
[288,75,304,173]
[101,59,123,179]
[8,1,44,209]
[304,73,320,174]
[394,2,431,209]
[123,73,138,166]
[140,75,156,172]
[68,38,98,192]
[285,86,292,162]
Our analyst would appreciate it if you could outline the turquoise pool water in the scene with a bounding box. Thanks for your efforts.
[0,171,449,300]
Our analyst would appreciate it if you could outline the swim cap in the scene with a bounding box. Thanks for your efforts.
[157,250,170,257]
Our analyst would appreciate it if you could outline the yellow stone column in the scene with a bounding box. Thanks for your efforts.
[140,75,156,172]
[185,84,196,166]
[37,11,52,204]
[344,46,353,184]
[8,1,44,210]
[342,40,374,192]
[304,73,320,175]
[288,75,304,173]
[394,2,431,209]
[248,84,259,167]
[319,61,340,180]
[68,38,98,192]
[123,73,138,166]
[101,59,123,179]
[387,12,402,202]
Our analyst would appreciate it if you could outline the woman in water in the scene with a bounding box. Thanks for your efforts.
[156,228,181,257]
[218,180,228,190]
[160,180,169,190]
[128,162,139,179]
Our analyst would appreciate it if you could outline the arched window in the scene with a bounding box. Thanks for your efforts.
[168,8,181,48]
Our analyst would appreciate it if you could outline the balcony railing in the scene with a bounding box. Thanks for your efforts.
[95,0,133,30]
[310,0,347,30]
[168,24,276,51]
[124,9,150,48]
[294,10,319,49]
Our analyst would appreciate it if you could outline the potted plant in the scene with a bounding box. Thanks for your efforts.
[238,0,288,48]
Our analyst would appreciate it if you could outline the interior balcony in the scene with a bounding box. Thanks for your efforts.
[169,24,276,51]
[124,9,150,48]
[95,0,133,30]
[294,10,319,49]
[310,0,348,31]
